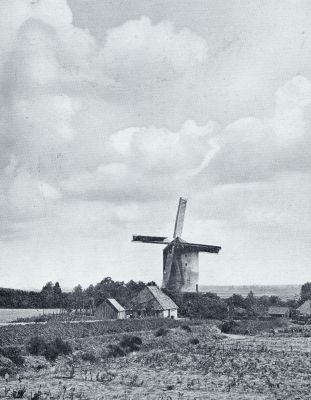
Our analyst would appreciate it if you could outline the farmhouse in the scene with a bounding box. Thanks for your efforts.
[95,298,126,320]
[128,285,178,319]
[297,300,311,317]
[268,306,290,318]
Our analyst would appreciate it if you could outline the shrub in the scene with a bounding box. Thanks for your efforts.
[80,351,97,363]
[220,320,238,334]
[0,355,15,376]
[181,324,192,333]
[188,337,200,345]
[27,336,71,362]
[119,335,142,352]
[155,327,169,337]
[0,346,24,366]
[43,337,72,362]
[52,337,72,355]
[26,336,47,356]
[43,343,60,362]
[107,344,126,358]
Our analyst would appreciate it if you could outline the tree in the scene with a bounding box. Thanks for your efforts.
[227,294,245,308]
[72,285,84,312]
[300,282,311,303]
[84,284,95,314]
[53,282,62,308]
[41,282,54,308]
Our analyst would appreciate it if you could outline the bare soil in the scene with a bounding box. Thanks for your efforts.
[1,321,311,399]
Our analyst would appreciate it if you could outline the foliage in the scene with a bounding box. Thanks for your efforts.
[27,336,47,356]
[0,354,15,377]
[0,318,199,347]
[300,282,311,303]
[168,291,228,319]
[106,344,126,358]
[119,335,142,352]
[0,287,42,308]
[220,320,239,333]
[155,327,169,337]
[26,336,72,362]
[220,319,289,335]
[43,338,72,362]
[0,346,24,366]
[80,351,97,363]
[180,324,192,332]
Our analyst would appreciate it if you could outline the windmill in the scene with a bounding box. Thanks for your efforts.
[132,197,221,292]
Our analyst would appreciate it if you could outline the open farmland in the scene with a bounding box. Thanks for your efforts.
[200,284,301,300]
[0,319,311,399]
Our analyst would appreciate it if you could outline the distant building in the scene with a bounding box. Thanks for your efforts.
[297,300,311,317]
[268,306,290,318]
[95,298,126,320]
[128,285,178,319]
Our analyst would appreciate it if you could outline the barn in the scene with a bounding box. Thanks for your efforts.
[95,298,126,320]
[268,306,290,318]
[128,285,178,319]
[297,300,311,317]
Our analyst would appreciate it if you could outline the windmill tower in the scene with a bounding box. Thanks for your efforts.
[132,197,221,292]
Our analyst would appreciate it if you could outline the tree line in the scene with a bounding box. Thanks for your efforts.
[0,278,147,310]
[1,279,311,320]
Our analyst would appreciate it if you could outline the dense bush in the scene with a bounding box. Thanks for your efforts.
[80,351,97,363]
[43,338,72,362]
[106,344,126,358]
[0,318,202,347]
[0,346,24,366]
[220,319,289,335]
[167,291,228,319]
[119,335,142,352]
[155,327,169,337]
[26,336,72,362]
[0,355,15,377]
[180,324,192,332]
[27,336,47,356]
[220,320,239,334]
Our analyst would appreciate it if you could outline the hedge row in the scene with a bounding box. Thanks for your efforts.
[0,318,202,346]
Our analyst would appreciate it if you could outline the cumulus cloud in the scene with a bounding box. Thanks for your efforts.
[96,16,208,100]
[60,120,218,201]
[0,0,311,287]
[0,0,213,228]
[206,76,311,185]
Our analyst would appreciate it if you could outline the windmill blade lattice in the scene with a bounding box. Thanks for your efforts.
[173,197,187,238]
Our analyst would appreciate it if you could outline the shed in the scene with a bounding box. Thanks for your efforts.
[268,306,290,318]
[297,300,311,317]
[95,298,125,320]
[128,285,178,319]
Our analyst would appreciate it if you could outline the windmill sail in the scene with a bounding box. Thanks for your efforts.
[173,197,187,238]
[132,235,169,244]
[132,196,222,292]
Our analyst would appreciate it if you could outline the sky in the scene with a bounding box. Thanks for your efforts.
[0,0,310,289]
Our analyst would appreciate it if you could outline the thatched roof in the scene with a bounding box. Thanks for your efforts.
[268,306,289,315]
[129,285,178,311]
[106,298,125,312]
[297,300,311,315]
[147,286,178,310]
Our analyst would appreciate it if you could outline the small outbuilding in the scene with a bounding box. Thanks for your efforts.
[128,285,178,319]
[297,300,311,317]
[95,298,126,320]
[268,306,290,318]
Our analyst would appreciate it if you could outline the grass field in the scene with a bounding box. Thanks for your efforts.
[0,319,311,399]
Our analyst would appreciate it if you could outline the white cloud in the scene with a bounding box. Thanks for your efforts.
[99,16,208,95]
[0,0,310,287]
[206,76,311,184]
